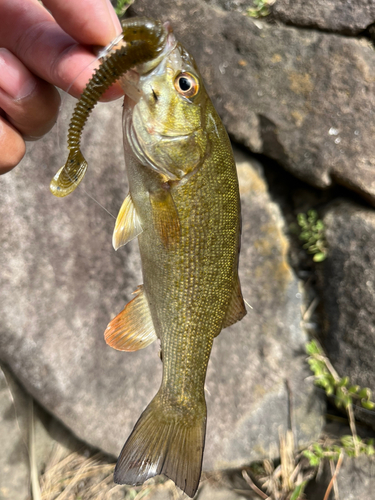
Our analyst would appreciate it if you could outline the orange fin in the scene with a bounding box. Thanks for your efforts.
[113,193,143,251]
[104,285,156,351]
[220,275,247,332]
[149,189,181,249]
[114,391,206,498]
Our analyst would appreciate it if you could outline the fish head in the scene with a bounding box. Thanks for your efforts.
[121,28,209,181]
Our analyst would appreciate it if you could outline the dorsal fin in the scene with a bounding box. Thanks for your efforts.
[104,285,157,351]
[113,193,143,250]
[220,275,247,332]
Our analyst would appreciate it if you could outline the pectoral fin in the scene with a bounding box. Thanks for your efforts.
[113,193,143,250]
[149,189,181,249]
[220,276,247,332]
[104,285,157,351]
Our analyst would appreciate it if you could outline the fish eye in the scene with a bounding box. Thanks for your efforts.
[174,72,199,98]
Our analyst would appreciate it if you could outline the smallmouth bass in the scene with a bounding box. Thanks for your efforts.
[51,17,246,498]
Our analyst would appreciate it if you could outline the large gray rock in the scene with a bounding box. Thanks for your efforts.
[130,0,375,205]
[0,93,323,470]
[272,0,375,35]
[317,200,375,429]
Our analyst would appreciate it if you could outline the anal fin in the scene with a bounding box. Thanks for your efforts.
[113,193,143,250]
[104,285,157,351]
[220,275,247,332]
[149,188,181,249]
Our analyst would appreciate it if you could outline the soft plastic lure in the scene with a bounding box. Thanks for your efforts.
[50,18,169,197]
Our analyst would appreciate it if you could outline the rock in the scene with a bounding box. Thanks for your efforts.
[0,96,148,461]
[202,0,257,14]
[0,365,30,500]
[130,0,375,205]
[317,200,375,429]
[0,363,83,500]
[206,149,324,468]
[0,92,323,470]
[305,455,375,499]
[272,0,375,36]
[197,482,248,500]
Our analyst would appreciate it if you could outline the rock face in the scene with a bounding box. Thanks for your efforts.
[272,0,375,35]
[0,94,323,470]
[130,0,375,205]
[317,200,375,428]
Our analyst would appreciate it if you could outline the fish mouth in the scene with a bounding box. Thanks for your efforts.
[119,25,177,104]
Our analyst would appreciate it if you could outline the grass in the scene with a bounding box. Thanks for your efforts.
[241,430,314,500]
[33,444,180,500]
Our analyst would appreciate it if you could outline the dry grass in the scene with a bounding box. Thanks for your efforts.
[35,445,180,500]
[33,444,185,500]
[240,430,315,500]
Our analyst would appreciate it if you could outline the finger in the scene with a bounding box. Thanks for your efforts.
[0,115,26,174]
[42,0,121,47]
[0,49,61,140]
[0,0,123,100]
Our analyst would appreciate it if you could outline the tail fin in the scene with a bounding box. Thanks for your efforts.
[114,393,206,498]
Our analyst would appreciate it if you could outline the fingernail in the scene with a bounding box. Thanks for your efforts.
[0,49,37,100]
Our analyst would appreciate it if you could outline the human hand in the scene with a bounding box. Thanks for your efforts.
[0,0,122,174]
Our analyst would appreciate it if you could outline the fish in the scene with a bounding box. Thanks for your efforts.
[51,15,246,498]
[50,18,171,197]
[103,18,247,498]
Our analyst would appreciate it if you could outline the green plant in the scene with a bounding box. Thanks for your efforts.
[306,339,375,462]
[114,0,133,18]
[247,0,271,18]
[297,210,327,262]
[306,340,375,413]
[303,436,375,468]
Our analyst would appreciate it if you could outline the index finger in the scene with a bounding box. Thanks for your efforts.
[42,0,121,47]
[0,0,123,99]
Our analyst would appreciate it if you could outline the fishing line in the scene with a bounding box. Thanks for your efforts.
[81,188,116,219]
[55,34,126,221]
[244,298,253,310]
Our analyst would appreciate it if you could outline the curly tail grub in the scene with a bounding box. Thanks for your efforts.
[50,18,168,197]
